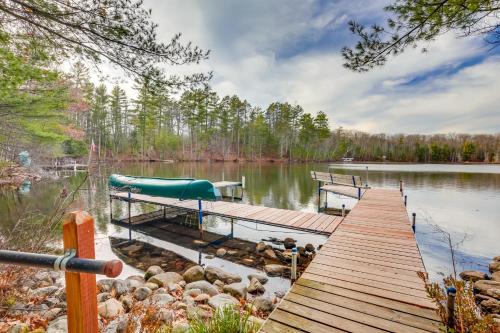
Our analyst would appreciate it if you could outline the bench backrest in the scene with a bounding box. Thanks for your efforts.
[310,171,362,188]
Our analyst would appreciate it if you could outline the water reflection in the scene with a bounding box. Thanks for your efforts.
[0,162,499,282]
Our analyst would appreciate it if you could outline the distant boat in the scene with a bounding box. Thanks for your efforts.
[341,157,354,163]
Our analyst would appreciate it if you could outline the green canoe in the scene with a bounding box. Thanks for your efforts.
[108,174,221,201]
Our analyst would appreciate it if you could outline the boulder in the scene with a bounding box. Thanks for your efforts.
[98,298,124,319]
[213,279,225,292]
[184,288,203,298]
[47,315,68,333]
[148,272,183,287]
[223,282,247,299]
[174,301,188,310]
[194,293,210,303]
[475,280,500,294]
[121,295,133,313]
[492,271,500,282]
[30,286,59,298]
[133,286,152,301]
[103,315,128,333]
[112,279,129,297]
[183,265,205,283]
[144,265,164,280]
[97,279,115,292]
[493,256,500,262]
[155,308,175,323]
[126,275,145,283]
[125,278,143,291]
[264,264,289,276]
[150,293,176,306]
[155,288,168,294]
[144,282,159,290]
[481,298,500,314]
[490,261,500,274]
[205,266,242,284]
[305,243,315,252]
[263,248,278,260]
[43,307,63,321]
[187,305,211,319]
[185,280,219,296]
[256,242,266,252]
[487,288,500,299]
[216,248,227,257]
[248,278,265,294]
[459,270,489,282]
[208,293,239,309]
[283,238,296,249]
[248,273,268,285]
[253,296,274,313]
[97,292,112,303]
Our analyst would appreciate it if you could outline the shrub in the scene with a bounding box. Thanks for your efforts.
[189,305,259,333]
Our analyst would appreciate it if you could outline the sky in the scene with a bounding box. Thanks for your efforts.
[129,0,500,134]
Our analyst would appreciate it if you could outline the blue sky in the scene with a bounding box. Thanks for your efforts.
[139,0,499,134]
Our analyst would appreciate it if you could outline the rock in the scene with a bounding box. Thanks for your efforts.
[474,280,500,294]
[150,293,175,306]
[172,322,191,333]
[475,294,493,303]
[305,243,315,252]
[47,315,68,333]
[186,280,219,296]
[183,265,205,283]
[30,286,59,298]
[174,301,188,310]
[256,242,266,252]
[213,279,225,292]
[487,288,500,299]
[493,271,500,282]
[7,324,29,333]
[145,266,164,280]
[187,305,211,319]
[184,288,203,298]
[248,315,265,327]
[148,272,183,287]
[155,308,175,323]
[43,307,63,321]
[253,296,275,313]
[216,248,227,257]
[133,286,152,301]
[125,278,143,291]
[297,246,306,255]
[97,279,115,293]
[208,293,239,309]
[112,279,129,297]
[493,256,500,262]
[248,273,268,285]
[264,264,289,276]
[103,315,128,333]
[263,248,278,259]
[144,282,159,291]
[459,270,489,282]
[126,275,145,283]
[481,298,500,314]
[490,262,500,273]
[98,298,124,319]
[121,295,133,313]
[34,271,53,284]
[178,280,186,288]
[194,293,210,303]
[223,282,247,299]
[97,292,112,303]
[248,278,265,294]
[205,266,242,284]
[43,297,60,307]
[54,288,66,301]
[155,287,168,294]
[205,255,214,259]
[283,238,296,249]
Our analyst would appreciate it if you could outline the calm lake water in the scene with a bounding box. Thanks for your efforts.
[1,162,499,284]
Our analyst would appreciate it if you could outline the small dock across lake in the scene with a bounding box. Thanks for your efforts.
[259,188,440,333]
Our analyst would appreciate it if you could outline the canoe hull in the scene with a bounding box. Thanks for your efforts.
[108,174,221,201]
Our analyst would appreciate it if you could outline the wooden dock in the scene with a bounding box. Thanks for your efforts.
[110,192,343,234]
[259,188,440,333]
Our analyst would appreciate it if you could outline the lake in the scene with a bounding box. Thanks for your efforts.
[1,162,499,286]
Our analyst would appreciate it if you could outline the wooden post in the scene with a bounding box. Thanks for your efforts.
[399,180,403,195]
[63,211,99,333]
[317,181,321,212]
[404,195,407,207]
[342,204,346,217]
[412,213,416,232]
[109,197,113,222]
[127,191,132,241]
[447,287,456,328]
[230,218,234,239]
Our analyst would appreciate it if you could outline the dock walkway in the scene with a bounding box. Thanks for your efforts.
[259,188,440,333]
[111,192,343,234]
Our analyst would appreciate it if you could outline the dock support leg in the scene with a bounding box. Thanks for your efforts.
[127,191,132,241]
[109,197,113,222]
[400,180,403,195]
[357,187,361,200]
[198,199,203,240]
[412,213,416,232]
[317,181,321,213]
[291,247,297,284]
[324,192,328,210]
[447,287,456,329]
[230,218,234,239]
[163,206,166,221]
[342,204,346,217]
[404,195,407,207]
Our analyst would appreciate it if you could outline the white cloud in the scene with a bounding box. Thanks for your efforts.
[116,0,500,133]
